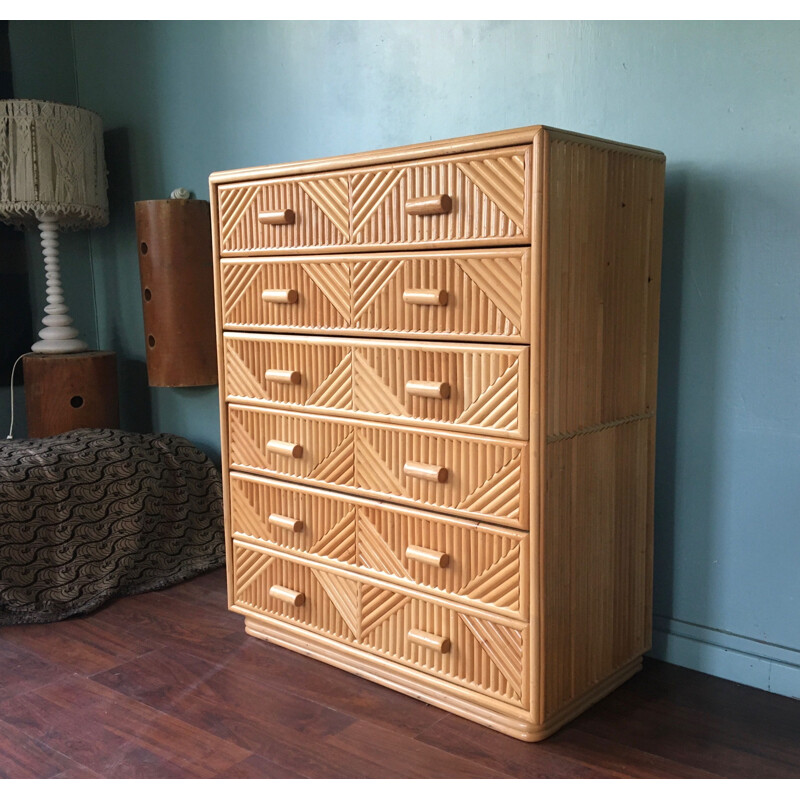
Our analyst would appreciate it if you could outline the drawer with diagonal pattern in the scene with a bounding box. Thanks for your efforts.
[229,473,528,618]
[219,248,531,342]
[231,539,530,710]
[217,145,531,255]
[223,333,529,439]
[227,404,528,529]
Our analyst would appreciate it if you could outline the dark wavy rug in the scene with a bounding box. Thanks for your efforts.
[0,428,225,625]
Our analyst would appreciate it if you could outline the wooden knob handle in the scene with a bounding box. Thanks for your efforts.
[405,380,450,400]
[262,289,298,304]
[265,369,301,385]
[405,545,450,568]
[258,209,295,225]
[405,194,452,216]
[407,628,450,654]
[402,289,448,306]
[403,461,448,483]
[269,585,305,607]
[268,512,304,533]
[267,439,303,458]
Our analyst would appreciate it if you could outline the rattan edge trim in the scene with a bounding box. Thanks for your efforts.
[242,614,534,737]
[241,614,643,741]
[210,125,663,185]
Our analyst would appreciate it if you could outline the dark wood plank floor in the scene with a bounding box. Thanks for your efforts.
[0,567,798,779]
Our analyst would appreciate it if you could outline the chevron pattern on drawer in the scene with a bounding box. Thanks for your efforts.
[224,334,528,438]
[228,405,528,528]
[217,146,530,254]
[219,175,351,253]
[220,249,530,341]
[229,474,527,615]
[349,148,529,247]
[231,541,529,708]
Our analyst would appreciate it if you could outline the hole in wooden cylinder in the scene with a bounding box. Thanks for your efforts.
[148,335,156,348]
[140,242,148,255]
[144,288,152,301]
[70,395,84,409]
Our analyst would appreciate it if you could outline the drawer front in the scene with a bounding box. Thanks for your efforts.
[227,405,528,529]
[231,541,529,708]
[348,145,530,249]
[218,172,350,253]
[224,334,528,439]
[229,474,527,616]
[220,249,530,342]
[217,145,530,255]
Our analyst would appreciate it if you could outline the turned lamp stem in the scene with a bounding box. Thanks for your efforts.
[31,213,87,354]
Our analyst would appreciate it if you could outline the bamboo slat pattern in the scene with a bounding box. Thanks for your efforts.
[227,405,528,528]
[231,540,529,707]
[544,136,665,438]
[229,473,527,615]
[224,334,528,438]
[213,125,665,741]
[538,129,664,728]
[232,541,358,642]
[220,249,530,341]
[541,419,651,719]
[349,148,529,247]
[217,146,530,255]
[219,176,350,253]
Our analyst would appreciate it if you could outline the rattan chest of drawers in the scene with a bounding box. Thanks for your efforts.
[210,125,665,741]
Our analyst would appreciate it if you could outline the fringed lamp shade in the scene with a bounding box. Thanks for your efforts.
[0,100,109,353]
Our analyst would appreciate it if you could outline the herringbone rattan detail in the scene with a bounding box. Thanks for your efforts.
[224,334,528,438]
[229,474,527,615]
[227,405,528,528]
[220,249,530,341]
[217,145,530,254]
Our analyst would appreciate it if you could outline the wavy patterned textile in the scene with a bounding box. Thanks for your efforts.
[0,428,225,625]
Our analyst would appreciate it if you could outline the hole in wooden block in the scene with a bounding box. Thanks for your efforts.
[140,242,148,255]
[69,395,84,409]
[148,335,156,348]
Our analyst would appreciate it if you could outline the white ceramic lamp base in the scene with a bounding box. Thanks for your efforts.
[31,215,87,354]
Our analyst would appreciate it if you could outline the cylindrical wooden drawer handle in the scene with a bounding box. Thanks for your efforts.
[403,461,448,483]
[405,194,452,216]
[258,209,295,225]
[407,628,450,654]
[402,288,448,306]
[269,585,305,607]
[262,289,298,304]
[268,512,304,533]
[265,368,301,385]
[406,379,450,400]
[406,545,450,568]
[267,439,303,459]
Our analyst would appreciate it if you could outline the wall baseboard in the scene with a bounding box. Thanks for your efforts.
[650,616,800,700]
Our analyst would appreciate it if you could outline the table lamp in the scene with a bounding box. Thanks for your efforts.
[0,99,108,353]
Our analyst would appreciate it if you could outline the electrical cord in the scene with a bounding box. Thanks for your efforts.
[6,351,33,440]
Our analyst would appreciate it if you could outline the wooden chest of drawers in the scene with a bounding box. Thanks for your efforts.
[210,125,665,741]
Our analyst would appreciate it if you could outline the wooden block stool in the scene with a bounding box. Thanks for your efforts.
[23,351,120,438]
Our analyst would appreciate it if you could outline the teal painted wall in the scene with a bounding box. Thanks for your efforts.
[8,20,800,699]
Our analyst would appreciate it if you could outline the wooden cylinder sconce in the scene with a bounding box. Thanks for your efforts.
[134,197,217,387]
[23,351,120,438]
